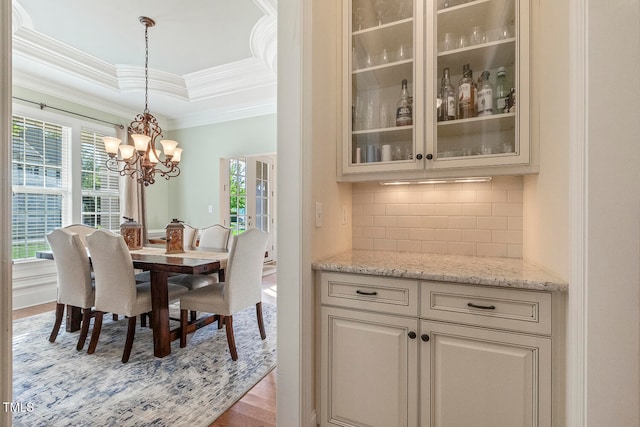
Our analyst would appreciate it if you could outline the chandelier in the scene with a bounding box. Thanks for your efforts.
[102,16,182,186]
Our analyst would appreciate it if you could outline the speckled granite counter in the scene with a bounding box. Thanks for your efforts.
[312,250,568,292]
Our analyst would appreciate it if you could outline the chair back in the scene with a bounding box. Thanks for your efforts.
[86,229,138,315]
[198,224,231,250]
[224,229,268,313]
[46,228,94,308]
[183,223,198,250]
[62,224,97,247]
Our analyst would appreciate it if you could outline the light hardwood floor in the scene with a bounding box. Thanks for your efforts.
[12,271,279,427]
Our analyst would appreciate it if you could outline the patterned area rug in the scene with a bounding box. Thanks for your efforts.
[12,303,277,426]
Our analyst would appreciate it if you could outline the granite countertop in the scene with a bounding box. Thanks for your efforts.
[312,250,568,292]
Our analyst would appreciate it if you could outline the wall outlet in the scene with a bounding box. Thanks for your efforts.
[208,205,213,213]
[315,202,323,227]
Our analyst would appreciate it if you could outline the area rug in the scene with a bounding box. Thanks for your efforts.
[12,303,277,427]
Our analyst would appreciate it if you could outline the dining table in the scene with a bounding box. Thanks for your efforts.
[37,246,228,358]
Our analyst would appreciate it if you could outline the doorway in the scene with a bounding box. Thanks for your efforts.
[220,154,277,262]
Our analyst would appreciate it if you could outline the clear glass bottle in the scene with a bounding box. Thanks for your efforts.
[494,66,508,113]
[477,71,494,116]
[395,79,413,126]
[438,68,456,121]
[457,64,475,119]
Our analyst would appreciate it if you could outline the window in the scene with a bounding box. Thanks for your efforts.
[11,112,119,261]
[81,130,120,230]
[11,116,68,260]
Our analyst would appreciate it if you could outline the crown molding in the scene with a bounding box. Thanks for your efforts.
[167,95,277,130]
[11,2,278,128]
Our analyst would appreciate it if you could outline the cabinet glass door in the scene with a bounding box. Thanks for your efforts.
[345,0,423,173]
[430,0,529,168]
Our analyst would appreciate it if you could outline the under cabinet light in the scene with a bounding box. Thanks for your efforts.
[380,177,492,186]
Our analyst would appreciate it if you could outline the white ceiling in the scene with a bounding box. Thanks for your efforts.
[11,0,277,130]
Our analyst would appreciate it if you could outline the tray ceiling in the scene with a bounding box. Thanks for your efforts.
[11,0,277,130]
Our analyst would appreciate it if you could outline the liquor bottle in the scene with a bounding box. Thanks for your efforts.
[507,88,516,112]
[477,71,494,116]
[439,68,456,121]
[457,64,475,119]
[395,79,413,126]
[494,66,508,113]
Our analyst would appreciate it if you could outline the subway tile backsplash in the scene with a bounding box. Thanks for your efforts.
[352,176,523,258]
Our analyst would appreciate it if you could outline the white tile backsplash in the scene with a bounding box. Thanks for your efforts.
[352,176,524,258]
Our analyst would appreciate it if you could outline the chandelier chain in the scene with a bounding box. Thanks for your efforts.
[144,24,149,114]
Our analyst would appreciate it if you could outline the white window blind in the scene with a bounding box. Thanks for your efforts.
[11,116,69,259]
[80,129,120,231]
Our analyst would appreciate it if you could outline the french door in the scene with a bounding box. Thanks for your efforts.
[222,155,276,261]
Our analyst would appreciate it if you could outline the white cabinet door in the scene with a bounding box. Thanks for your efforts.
[321,306,419,427]
[420,320,551,427]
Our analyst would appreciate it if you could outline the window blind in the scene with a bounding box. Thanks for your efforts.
[80,129,120,231]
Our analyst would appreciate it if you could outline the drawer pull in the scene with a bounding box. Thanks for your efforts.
[356,290,378,296]
[467,302,496,310]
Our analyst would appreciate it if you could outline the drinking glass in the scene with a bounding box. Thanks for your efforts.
[469,26,484,45]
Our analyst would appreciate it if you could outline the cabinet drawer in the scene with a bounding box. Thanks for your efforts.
[320,272,418,317]
[421,282,552,335]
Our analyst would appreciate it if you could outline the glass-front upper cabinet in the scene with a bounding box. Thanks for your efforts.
[428,0,530,170]
[343,0,425,174]
[341,0,532,179]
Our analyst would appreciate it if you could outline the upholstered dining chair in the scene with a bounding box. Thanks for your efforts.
[86,230,189,363]
[183,223,198,250]
[197,224,231,250]
[61,223,97,247]
[46,228,94,351]
[179,228,268,361]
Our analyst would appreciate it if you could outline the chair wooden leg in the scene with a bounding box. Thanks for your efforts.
[112,314,119,321]
[224,315,238,361]
[140,313,147,328]
[256,302,267,340]
[218,315,225,329]
[76,308,92,351]
[190,310,197,322]
[87,311,104,354]
[122,316,137,363]
[49,303,65,343]
[180,309,188,348]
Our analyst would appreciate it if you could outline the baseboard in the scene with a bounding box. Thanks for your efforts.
[12,259,57,309]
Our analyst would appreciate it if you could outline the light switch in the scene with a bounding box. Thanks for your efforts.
[315,202,323,227]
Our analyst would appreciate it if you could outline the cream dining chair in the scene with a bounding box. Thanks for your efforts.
[197,224,231,250]
[179,228,268,361]
[61,224,97,247]
[46,228,94,351]
[86,229,189,363]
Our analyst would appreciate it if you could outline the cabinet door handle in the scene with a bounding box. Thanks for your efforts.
[408,331,417,339]
[356,290,378,296]
[467,302,496,310]
[421,334,430,342]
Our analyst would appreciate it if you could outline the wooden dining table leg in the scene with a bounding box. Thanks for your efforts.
[65,305,82,332]
[149,270,171,358]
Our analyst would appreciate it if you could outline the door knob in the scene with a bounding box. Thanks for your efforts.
[408,331,417,339]
[421,334,430,342]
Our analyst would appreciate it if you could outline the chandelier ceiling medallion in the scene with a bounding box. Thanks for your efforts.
[103,16,182,186]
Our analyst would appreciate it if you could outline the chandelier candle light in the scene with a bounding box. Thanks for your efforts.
[103,16,182,186]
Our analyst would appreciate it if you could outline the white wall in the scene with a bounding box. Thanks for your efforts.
[522,0,570,279]
[581,0,640,424]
